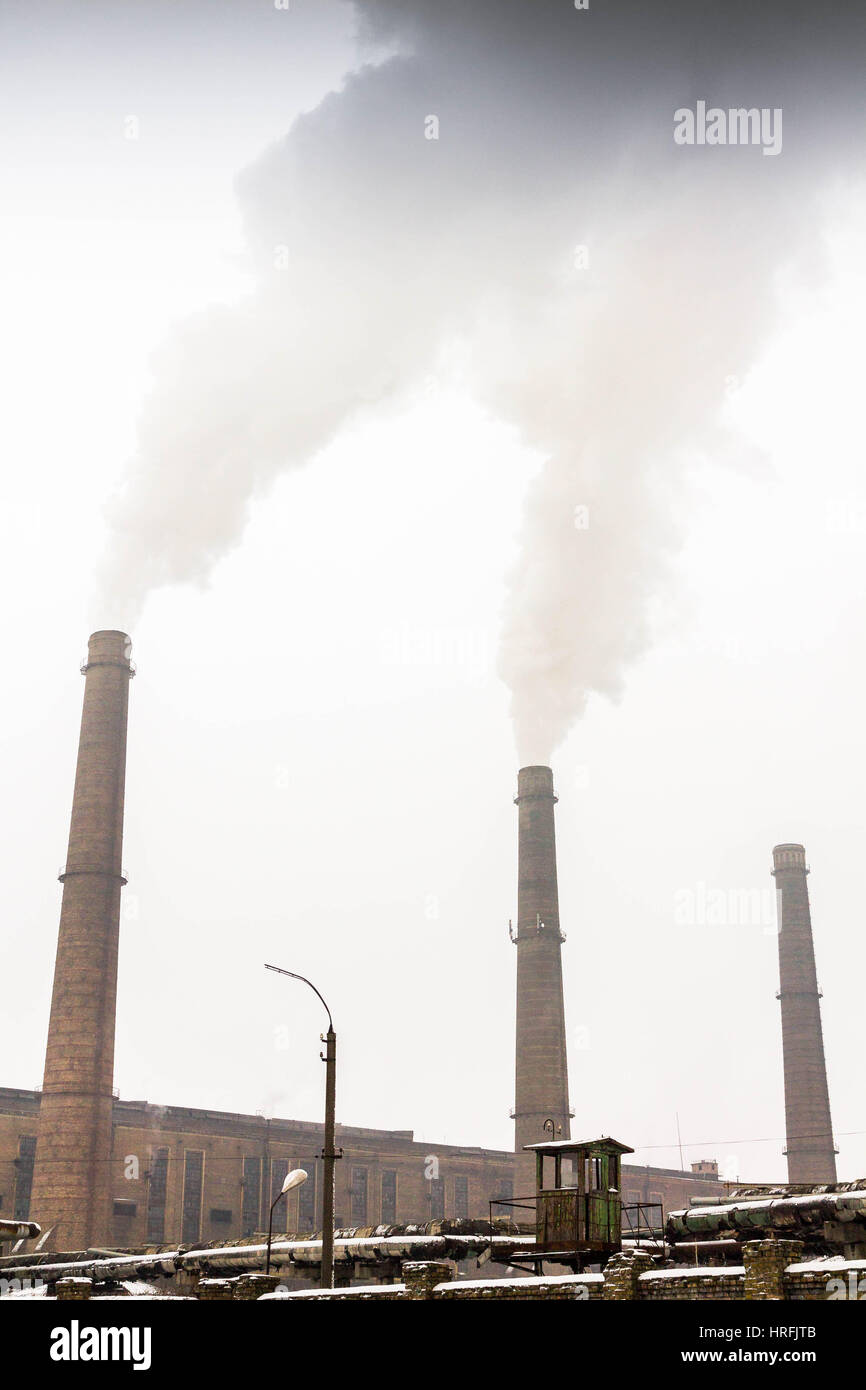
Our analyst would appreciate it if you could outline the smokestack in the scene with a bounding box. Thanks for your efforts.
[771,844,837,1185]
[29,631,134,1249]
[513,766,571,1154]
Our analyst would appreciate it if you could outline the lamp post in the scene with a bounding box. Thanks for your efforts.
[265,1167,307,1276]
[265,965,339,1289]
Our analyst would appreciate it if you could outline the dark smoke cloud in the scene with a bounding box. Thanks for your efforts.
[99,0,866,760]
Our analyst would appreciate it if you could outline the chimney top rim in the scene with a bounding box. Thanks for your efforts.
[515,764,557,804]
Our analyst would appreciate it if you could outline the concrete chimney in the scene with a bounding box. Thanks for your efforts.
[513,766,571,1155]
[29,631,134,1249]
[771,843,837,1185]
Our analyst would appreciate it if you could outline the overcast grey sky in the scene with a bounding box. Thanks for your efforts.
[1,1,865,1183]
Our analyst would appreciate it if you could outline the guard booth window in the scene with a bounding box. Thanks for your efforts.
[585,1155,605,1191]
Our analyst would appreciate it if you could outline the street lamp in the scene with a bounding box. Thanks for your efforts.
[265,965,339,1289]
[265,1167,307,1276]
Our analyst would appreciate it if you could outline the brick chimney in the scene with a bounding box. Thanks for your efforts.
[513,766,571,1155]
[29,631,134,1249]
[771,843,837,1184]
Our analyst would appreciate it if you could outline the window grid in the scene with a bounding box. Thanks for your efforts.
[270,1157,289,1230]
[13,1135,37,1221]
[350,1167,368,1225]
[181,1150,204,1245]
[454,1175,469,1219]
[241,1156,262,1236]
[381,1169,397,1225]
[145,1147,169,1244]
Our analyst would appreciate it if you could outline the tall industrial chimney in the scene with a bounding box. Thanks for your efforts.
[513,766,571,1155]
[771,843,837,1185]
[29,631,134,1250]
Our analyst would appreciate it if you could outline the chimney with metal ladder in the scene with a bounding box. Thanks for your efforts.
[513,765,571,1157]
[772,843,837,1185]
[29,631,134,1250]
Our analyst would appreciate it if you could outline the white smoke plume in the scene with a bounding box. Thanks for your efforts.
[98,0,865,763]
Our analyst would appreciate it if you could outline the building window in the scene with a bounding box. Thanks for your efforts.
[649,1191,664,1216]
[454,1175,469,1219]
[113,1199,137,1218]
[181,1150,204,1245]
[350,1167,368,1225]
[298,1158,317,1231]
[430,1177,445,1220]
[241,1156,262,1236]
[270,1158,289,1231]
[210,1209,232,1225]
[146,1147,169,1244]
[13,1135,37,1221]
[381,1169,397,1225]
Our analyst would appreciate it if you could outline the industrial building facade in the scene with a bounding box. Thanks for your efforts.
[0,1087,725,1251]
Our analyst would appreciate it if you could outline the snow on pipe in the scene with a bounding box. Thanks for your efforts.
[0,1251,180,1284]
[0,1233,532,1284]
[667,1190,866,1238]
[0,1220,41,1241]
[181,1232,531,1272]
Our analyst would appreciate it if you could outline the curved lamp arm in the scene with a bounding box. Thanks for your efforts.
[265,963,334,1033]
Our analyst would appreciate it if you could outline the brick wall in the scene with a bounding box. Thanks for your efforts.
[253,1267,604,1302]
[639,1268,745,1299]
[435,1272,603,1300]
[785,1258,866,1301]
[220,1245,866,1302]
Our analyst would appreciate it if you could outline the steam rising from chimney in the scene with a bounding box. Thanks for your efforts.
[96,1,865,762]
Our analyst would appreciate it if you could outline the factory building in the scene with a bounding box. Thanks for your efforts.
[0,1086,725,1250]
